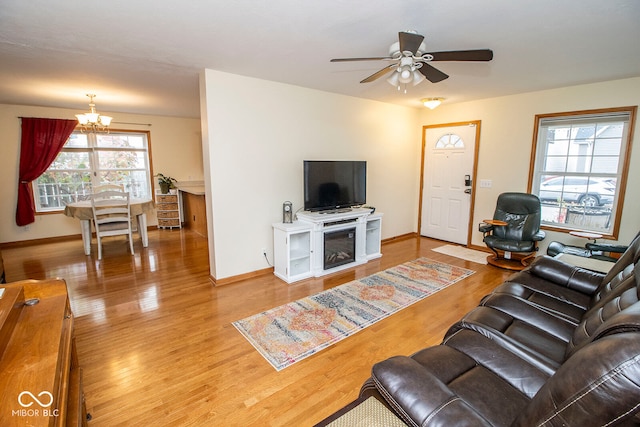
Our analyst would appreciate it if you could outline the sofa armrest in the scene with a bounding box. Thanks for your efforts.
[371,356,492,427]
[528,255,604,295]
[585,242,628,253]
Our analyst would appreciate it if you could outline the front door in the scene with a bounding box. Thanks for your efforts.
[419,122,479,245]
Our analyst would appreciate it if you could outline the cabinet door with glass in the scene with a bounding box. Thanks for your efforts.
[273,222,313,284]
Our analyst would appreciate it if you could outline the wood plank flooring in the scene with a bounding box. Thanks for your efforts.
[2,229,513,426]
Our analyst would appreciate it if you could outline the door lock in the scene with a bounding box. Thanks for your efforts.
[464,174,472,187]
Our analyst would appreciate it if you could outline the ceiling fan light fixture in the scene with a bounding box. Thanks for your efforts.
[398,66,413,84]
[421,97,444,109]
[387,70,400,87]
[412,71,425,86]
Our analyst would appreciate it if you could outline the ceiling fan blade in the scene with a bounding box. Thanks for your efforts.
[330,57,392,62]
[360,65,396,83]
[419,63,449,83]
[427,49,494,61]
[398,31,424,55]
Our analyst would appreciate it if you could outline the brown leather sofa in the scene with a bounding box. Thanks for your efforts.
[358,232,640,426]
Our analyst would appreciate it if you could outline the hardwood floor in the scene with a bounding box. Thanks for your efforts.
[2,229,513,426]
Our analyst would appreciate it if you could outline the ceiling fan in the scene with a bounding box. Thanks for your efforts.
[331,31,493,88]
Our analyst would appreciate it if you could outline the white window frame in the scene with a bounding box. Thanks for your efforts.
[34,130,153,213]
[528,107,636,238]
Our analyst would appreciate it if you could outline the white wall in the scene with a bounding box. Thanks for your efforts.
[421,77,640,250]
[0,103,203,243]
[201,70,422,280]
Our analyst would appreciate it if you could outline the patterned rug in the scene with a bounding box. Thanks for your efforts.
[232,258,475,371]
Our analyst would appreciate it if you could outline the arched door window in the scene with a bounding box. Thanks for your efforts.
[435,133,465,149]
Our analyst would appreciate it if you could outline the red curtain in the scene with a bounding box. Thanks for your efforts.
[16,118,78,226]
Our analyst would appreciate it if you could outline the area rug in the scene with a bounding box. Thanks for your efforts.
[432,244,488,265]
[232,258,475,371]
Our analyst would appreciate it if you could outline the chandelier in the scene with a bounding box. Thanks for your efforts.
[75,94,112,133]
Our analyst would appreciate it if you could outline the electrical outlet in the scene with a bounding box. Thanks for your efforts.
[262,248,267,256]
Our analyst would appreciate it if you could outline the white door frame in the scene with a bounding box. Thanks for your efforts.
[418,121,481,247]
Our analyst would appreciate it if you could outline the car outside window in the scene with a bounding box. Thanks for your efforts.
[529,107,636,238]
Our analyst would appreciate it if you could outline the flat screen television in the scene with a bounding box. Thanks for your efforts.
[303,160,366,212]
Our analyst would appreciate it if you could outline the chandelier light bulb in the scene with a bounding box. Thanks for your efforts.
[398,66,413,84]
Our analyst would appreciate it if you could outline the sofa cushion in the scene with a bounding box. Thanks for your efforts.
[513,333,640,427]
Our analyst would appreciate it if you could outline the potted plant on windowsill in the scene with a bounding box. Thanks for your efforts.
[155,173,177,194]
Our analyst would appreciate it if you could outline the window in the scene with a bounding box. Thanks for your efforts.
[435,133,465,149]
[529,107,636,237]
[34,130,153,212]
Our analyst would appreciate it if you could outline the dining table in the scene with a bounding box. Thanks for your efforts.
[64,198,155,255]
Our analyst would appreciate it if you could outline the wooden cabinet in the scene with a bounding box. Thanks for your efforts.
[0,247,4,283]
[0,279,87,426]
[181,191,208,238]
[155,190,182,229]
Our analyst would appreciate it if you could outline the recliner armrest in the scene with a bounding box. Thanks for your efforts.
[586,242,628,253]
[528,255,604,295]
[479,223,493,233]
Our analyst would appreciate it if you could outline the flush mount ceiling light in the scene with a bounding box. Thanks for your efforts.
[75,94,112,133]
[421,97,444,109]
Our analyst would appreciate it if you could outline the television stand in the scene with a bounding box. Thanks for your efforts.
[272,208,383,283]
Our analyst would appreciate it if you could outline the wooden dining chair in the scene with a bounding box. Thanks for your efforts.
[93,183,125,193]
[91,190,134,260]
[92,183,139,232]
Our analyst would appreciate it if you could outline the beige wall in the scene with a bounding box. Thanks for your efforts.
[201,69,422,280]
[420,77,640,251]
[0,103,203,243]
[3,75,638,281]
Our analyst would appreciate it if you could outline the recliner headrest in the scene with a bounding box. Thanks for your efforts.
[496,192,541,215]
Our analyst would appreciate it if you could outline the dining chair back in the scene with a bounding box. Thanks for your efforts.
[91,190,134,260]
[93,183,125,193]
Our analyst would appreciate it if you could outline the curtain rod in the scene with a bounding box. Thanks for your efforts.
[112,121,152,127]
[17,117,152,127]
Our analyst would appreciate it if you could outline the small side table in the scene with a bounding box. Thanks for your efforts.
[569,230,602,243]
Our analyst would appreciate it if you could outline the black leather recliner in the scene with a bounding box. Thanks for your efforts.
[480,192,546,270]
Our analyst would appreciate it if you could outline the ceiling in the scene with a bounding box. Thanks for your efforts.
[1,0,639,119]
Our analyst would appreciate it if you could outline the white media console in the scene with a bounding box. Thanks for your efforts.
[272,208,383,284]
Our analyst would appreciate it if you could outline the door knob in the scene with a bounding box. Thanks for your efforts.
[464,188,472,194]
